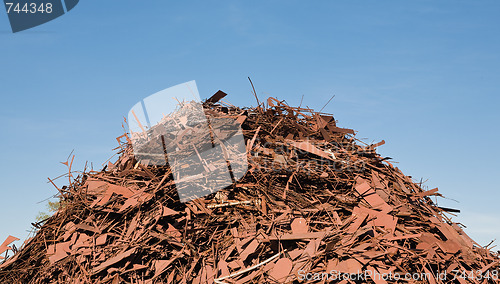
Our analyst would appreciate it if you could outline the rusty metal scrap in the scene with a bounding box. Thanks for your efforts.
[0,92,499,283]
[0,236,19,260]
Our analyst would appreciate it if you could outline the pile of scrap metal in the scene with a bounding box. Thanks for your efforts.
[0,93,498,283]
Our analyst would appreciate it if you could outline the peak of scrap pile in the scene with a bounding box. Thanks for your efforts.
[1,92,499,283]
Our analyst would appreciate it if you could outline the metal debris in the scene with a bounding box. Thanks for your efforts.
[0,92,499,283]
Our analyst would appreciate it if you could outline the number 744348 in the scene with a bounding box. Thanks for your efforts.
[5,2,53,14]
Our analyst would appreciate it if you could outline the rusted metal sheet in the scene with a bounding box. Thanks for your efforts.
[0,236,19,259]
[205,90,227,104]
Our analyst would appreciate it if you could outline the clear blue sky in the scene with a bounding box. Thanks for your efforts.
[1,1,499,248]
